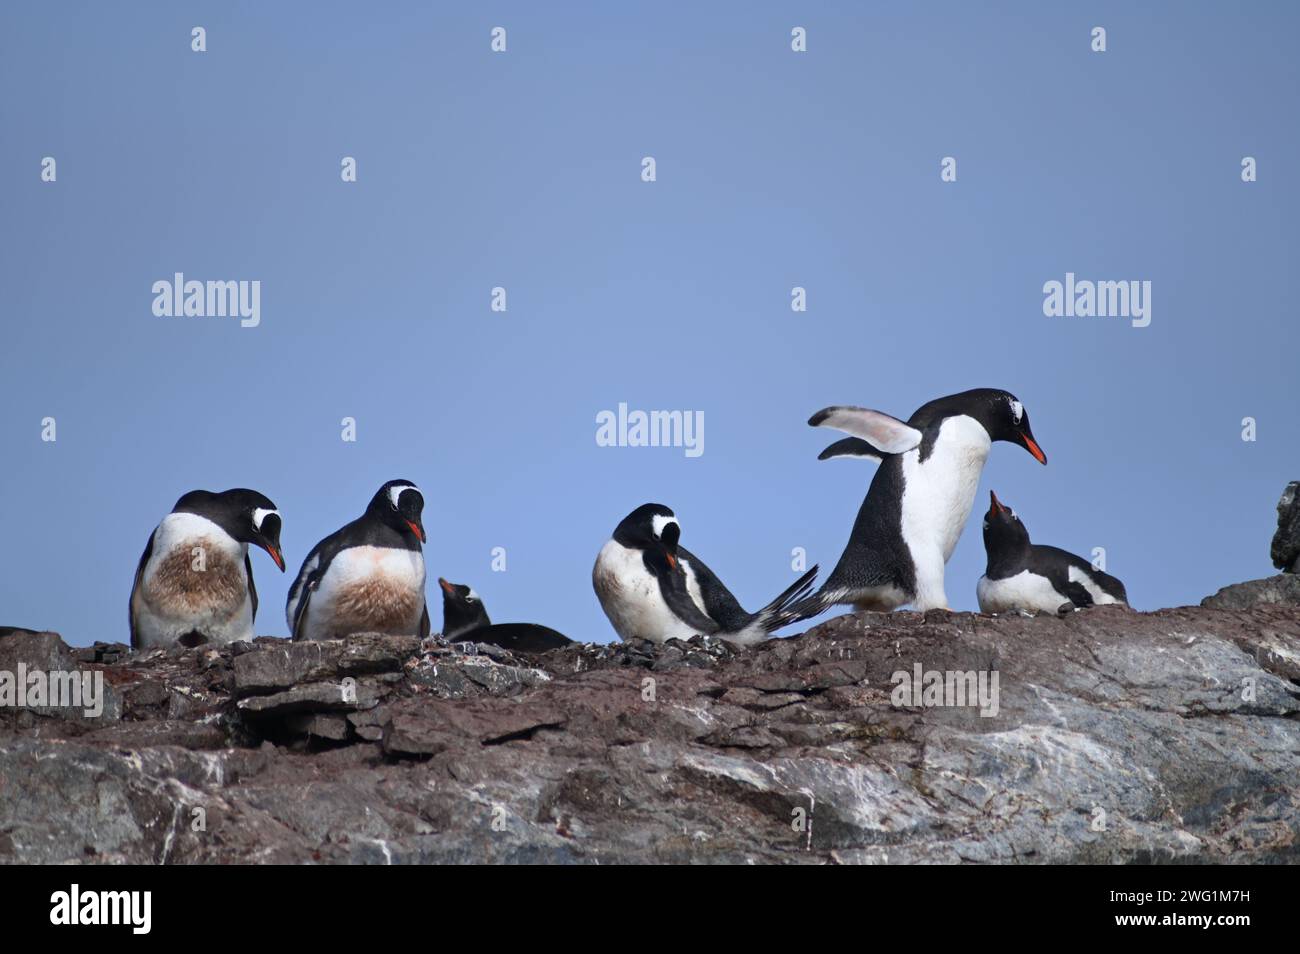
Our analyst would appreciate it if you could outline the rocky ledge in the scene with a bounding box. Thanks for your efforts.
[3,593,1300,864]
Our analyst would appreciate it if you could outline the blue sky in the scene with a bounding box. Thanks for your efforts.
[2,2,1297,646]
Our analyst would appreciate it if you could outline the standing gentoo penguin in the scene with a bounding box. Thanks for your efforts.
[795,388,1047,617]
[286,480,430,642]
[592,503,819,646]
[438,578,574,653]
[129,489,285,650]
[977,491,1128,614]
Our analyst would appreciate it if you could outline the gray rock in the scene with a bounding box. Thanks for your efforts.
[0,629,122,724]
[1271,481,1300,573]
[236,679,380,717]
[1201,574,1300,609]
[230,634,420,697]
[4,602,1300,863]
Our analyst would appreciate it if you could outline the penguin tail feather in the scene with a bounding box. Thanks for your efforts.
[780,585,851,628]
[757,565,821,632]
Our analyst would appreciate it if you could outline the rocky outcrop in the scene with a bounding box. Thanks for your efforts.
[3,600,1300,864]
[1272,481,1300,574]
[1199,483,1300,611]
[1202,574,1300,610]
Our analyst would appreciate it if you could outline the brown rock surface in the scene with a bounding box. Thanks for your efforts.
[2,606,1299,864]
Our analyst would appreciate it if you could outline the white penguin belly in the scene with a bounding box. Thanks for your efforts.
[900,416,991,609]
[593,540,701,644]
[977,570,1067,614]
[301,546,426,641]
[135,513,254,648]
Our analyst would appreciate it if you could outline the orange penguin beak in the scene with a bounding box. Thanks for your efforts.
[1021,434,1047,465]
[262,543,285,571]
[438,577,455,595]
[988,490,1007,516]
[406,520,426,543]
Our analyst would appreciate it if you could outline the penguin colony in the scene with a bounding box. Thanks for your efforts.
[128,387,1128,651]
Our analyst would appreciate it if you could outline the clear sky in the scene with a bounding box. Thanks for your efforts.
[2,2,1297,647]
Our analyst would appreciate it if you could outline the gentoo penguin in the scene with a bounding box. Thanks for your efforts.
[286,480,430,642]
[129,489,285,650]
[795,388,1047,617]
[592,503,819,646]
[437,578,574,653]
[977,491,1128,614]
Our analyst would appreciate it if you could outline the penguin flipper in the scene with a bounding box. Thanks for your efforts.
[818,437,886,462]
[287,534,344,641]
[128,529,156,651]
[808,406,922,455]
[290,574,320,641]
[652,558,721,636]
[244,553,259,623]
[1061,580,1095,609]
[419,603,430,638]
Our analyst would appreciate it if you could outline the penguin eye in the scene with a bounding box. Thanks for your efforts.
[1010,400,1024,426]
[982,520,989,531]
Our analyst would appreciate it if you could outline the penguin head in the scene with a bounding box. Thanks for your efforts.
[174,488,285,571]
[983,490,1030,554]
[613,503,681,568]
[967,389,1047,465]
[438,578,490,638]
[368,479,426,544]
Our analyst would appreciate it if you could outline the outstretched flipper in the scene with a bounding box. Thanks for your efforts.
[818,436,887,462]
[808,406,922,455]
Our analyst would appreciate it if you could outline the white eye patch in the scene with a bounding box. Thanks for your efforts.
[651,514,677,540]
[1010,399,1024,426]
[467,589,480,602]
[388,484,419,509]
[252,508,279,531]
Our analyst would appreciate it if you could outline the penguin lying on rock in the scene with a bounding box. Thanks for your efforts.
[592,503,819,645]
[438,578,573,653]
[977,491,1128,615]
